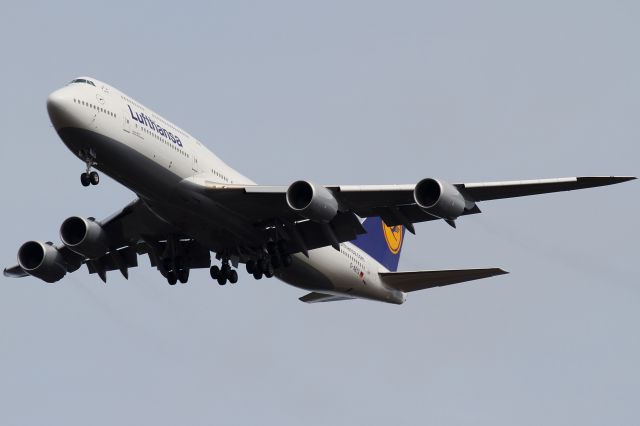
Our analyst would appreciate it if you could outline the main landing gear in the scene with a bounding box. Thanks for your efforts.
[210,260,238,286]
[209,242,293,286]
[164,257,190,285]
[79,150,99,187]
[245,241,292,281]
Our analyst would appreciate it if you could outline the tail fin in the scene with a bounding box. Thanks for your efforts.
[351,216,405,272]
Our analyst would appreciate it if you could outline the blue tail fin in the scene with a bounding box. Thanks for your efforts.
[351,217,405,272]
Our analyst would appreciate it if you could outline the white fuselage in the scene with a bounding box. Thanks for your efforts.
[46,77,405,304]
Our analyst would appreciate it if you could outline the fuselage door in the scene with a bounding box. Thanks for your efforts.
[122,107,131,133]
[191,150,200,175]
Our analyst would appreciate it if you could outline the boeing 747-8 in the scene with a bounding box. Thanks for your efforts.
[4,77,635,304]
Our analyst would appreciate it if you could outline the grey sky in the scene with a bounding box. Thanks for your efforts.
[1,1,638,425]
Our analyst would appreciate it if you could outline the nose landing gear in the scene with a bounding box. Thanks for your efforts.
[79,150,99,187]
[81,171,100,187]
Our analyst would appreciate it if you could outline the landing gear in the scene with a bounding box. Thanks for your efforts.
[80,171,100,186]
[177,268,189,284]
[210,265,220,279]
[210,261,238,285]
[162,253,190,285]
[245,241,292,281]
[79,150,99,187]
[89,171,99,185]
[211,241,292,286]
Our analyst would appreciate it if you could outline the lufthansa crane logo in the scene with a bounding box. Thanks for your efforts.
[382,221,403,254]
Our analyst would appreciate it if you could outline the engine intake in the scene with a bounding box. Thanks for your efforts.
[286,180,339,223]
[414,178,467,220]
[60,216,108,259]
[17,241,66,283]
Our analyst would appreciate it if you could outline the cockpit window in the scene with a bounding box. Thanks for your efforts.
[68,78,96,87]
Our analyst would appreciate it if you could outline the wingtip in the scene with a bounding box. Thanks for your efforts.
[577,176,637,187]
[496,268,509,276]
[612,176,637,183]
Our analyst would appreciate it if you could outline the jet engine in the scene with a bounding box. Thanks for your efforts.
[17,241,67,283]
[414,178,468,220]
[60,216,108,259]
[286,180,339,223]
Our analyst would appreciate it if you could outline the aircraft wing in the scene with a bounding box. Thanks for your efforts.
[189,176,635,239]
[3,199,202,283]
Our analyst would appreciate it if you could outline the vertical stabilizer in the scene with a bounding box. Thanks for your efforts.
[351,217,405,272]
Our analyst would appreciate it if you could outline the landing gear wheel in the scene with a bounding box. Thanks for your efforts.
[210,265,220,279]
[167,271,178,285]
[253,271,263,280]
[221,264,231,276]
[264,264,274,278]
[178,268,189,284]
[246,260,256,274]
[217,276,227,286]
[229,270,238,284]
[80,173,90,187]
[89,171,100,185]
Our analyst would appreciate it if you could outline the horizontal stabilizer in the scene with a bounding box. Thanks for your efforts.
[299,292,355,303]
[380,268,508,292]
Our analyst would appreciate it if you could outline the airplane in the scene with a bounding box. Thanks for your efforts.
[3,77,635,304]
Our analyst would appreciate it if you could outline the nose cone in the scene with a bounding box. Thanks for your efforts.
[47,88,74,130]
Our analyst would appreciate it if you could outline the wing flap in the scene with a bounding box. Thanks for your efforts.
[380,268,508,292]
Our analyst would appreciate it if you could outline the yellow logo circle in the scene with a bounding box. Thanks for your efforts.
[382,221,403,254]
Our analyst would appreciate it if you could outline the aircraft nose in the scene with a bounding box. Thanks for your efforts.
[46,89,72,129]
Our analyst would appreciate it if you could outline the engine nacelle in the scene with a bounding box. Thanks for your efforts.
[60,216,108,259]
[414,178,467,220]
[17,241,66,283]
[286,180,339,223]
